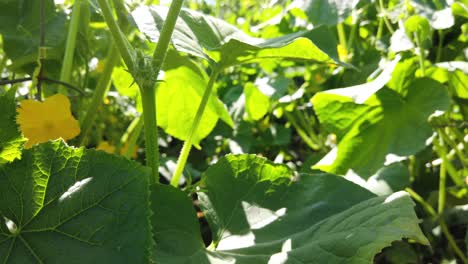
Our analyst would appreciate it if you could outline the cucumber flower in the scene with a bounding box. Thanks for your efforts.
[16,94,80,148]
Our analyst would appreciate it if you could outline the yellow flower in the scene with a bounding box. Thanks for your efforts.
[96,141,116,154]
[17,94,81,148]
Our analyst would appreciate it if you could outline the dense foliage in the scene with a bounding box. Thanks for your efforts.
[0,0,467,263]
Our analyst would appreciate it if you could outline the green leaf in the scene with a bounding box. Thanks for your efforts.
[452,2,468,18]
[301,0,362,26]
[346,162,411,196]
[313,78,450,178]
[112,66,139,98]
[157,53,233,146]
[311,57,400,138]
[112,66,143,112]
[244,82,270,121]
[152,155,428,263]
[0,141,151,263]
[0,89,26,164]
[132,6,343,69]
[404,15,432,46]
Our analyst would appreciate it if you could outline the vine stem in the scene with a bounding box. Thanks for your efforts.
[152,0,184,73]
[378,0,394,34]
[78,44,119,145]
[96,0,135,72]
[36,0,46,101]
[60,0,82,87]
[406,187,468,263]
[170,69,220,187]
[97,0,185,183]
[414,33,426,76]
[438,137,447,214]
[144,0,184,183]
[122,115,144,159]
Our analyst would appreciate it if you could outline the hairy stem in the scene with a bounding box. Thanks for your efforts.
[140,85,160,182]
[171,69,220,186]
[152,0,184,73]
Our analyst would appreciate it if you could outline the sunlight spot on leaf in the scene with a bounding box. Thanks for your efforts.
[59,177,93,202]
[268,239,292,264]
[217,231,256,250]
[241,201,287,229]
[384,153,406,166]
[384,191,408,204]
[3,217,18,235]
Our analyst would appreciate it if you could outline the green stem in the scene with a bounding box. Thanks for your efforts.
[141,85,160,182]
[376,18,384,41]
[433,142,464,186]
[337,23,347,61]
[436,30,444,62]
[438,128,467,167]
[438,154,446,214]
[152,0,184,73]
[60,0,83,88]
[284,111,321,150]
[124,116,144,159]
[440,219,468,263]
[97,0,135,72]
[378,0,395,34]
[405,188,437,216]
[0,55,7,77]
[170,69,220,186]
[347,17,358,50]
[120,115,142,145]
[414,33,426,76]
[406,188,468,263]
[140,0,184,183]
[78,44,119,145]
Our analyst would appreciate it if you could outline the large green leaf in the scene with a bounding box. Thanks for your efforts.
[0,141,151,263]
[152,155,428,263]
[131,6,342,69]
[313,78,450,178]
[0,89,26,164]
[157,51,233,146]
[312,56,400,139]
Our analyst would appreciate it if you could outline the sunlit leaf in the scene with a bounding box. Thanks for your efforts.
[151,155,428,263]
[0,89,26,164]
[132,6,344,68]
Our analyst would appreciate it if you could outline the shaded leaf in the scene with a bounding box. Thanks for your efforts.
[0,0,66,72]
[0,141,151,263]
[302,0,363,26]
